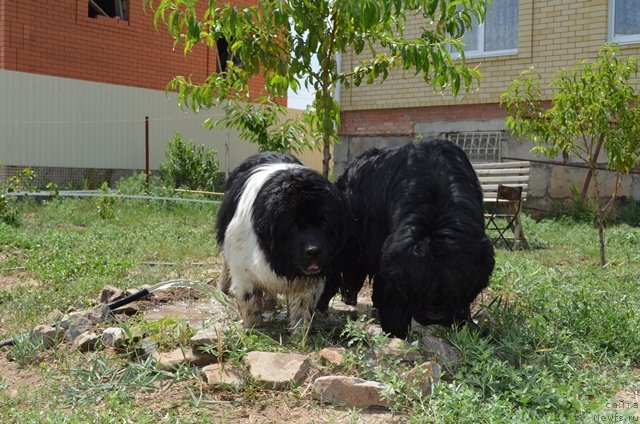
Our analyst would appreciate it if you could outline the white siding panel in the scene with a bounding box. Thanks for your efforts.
[0,70,259,175]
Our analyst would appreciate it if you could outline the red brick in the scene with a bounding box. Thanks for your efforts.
[339,104,506,136]
[0,0,282,104]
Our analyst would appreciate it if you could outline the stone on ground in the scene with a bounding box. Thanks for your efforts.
[73,331,100,352]
[98,285,125,304]
[88,303,113,324]
[319,347,346,366]
[402,361,441,395]
[152,347,216,371]
[101,327,126,348]
[364,323,384,338]
[190,328,223,348]
[376,337,421,361]
[32,324,62,348]
[243,351,310,389]
[45,309,65,324]
[201,363,244,389]
[420,335,460,366]
[312,375,391,408]
[63,316,93,343]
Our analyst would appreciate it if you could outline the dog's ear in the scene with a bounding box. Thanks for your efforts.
[412,239,430,257]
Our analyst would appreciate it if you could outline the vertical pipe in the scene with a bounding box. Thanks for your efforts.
[145,116,150,185]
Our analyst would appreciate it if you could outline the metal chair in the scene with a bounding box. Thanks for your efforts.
[484,184,524,251]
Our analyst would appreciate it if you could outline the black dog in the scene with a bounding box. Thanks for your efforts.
[216,152,349,329]
[324,140,495,338]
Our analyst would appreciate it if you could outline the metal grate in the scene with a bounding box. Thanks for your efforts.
[441,131,503,163]
[0,165,145,190]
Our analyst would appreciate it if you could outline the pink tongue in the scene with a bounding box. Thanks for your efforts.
[307,264,320,272]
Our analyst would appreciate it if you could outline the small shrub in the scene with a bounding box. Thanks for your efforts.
[134,317,195,349]
[612,198,640,226]
[115,172,148,195]
[0,165,33,226]
[0,193,20,226]
[567,186,597,222]
[547,186,597,223]
[97,182,116,219]
[8,332,45,366]
[6,168,38,193]
[115,172,172,198]
[46,182,60,197]
[159,132,222,193]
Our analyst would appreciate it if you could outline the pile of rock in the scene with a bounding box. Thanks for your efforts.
[5,284,462,411]
[5,285,144,358]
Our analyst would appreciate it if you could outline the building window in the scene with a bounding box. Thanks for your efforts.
[609,0,640,44]
[452,0,518,58]
[89,0,128,20]
[216,38,242,73]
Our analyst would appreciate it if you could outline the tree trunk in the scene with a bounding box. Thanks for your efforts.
[597,211,606,266]
[581,133,605,198]
[320,81,333,179]
[322,142,331,179]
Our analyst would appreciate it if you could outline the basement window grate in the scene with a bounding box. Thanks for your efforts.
[441,131,503,163]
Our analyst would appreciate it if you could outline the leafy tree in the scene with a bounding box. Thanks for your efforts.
[144,0,487,177]
[501,44,640,265]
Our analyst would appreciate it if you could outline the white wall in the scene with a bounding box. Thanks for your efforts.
[0,70,259,176]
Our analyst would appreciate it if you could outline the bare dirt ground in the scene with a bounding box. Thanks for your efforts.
[135,382,405,423]
[0,354,44,397]
[0,273,38,292]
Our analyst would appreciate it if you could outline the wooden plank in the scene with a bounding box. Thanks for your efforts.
[474,168,530,176]
[472,161,530,169]
[478,175,530,184]
[483,192,529,203]
[480,183,528,191]
[483,194,529,201]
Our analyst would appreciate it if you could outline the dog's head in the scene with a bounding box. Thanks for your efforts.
[281,223,330,277]
[376,218,494,336]
[253,168,349,280]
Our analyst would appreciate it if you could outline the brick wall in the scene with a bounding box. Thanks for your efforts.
[340,103,506,136]
[340,0,640,115]
[0,0,268,100]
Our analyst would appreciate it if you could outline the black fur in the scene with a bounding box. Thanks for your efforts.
[327,140,495,338]
[216,152,350,328]
[216,152,302,247]
[249,164,348,279]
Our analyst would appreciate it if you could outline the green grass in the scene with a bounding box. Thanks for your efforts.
[0,198,218,332]
[1,200,639,422]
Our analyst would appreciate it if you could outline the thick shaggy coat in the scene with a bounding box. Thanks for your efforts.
[216,152,349,329]
[332,140,495,338]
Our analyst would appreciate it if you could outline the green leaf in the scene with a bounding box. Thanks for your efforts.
[144,0,488,177]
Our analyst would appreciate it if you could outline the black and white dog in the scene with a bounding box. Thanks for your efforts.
[326,140,495,338]
[216,152,349,330]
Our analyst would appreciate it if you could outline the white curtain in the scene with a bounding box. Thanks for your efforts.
[485,0,519,51]
[614,0,640,36]
[462,15,479,51]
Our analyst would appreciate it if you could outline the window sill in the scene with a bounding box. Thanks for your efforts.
[452,50,519,62]
[609,36,640,45]
[79,14,130,27]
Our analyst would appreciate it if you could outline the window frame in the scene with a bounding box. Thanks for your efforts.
[608,0,640,44]
[451,0,519,59]
[88,0,128,21]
